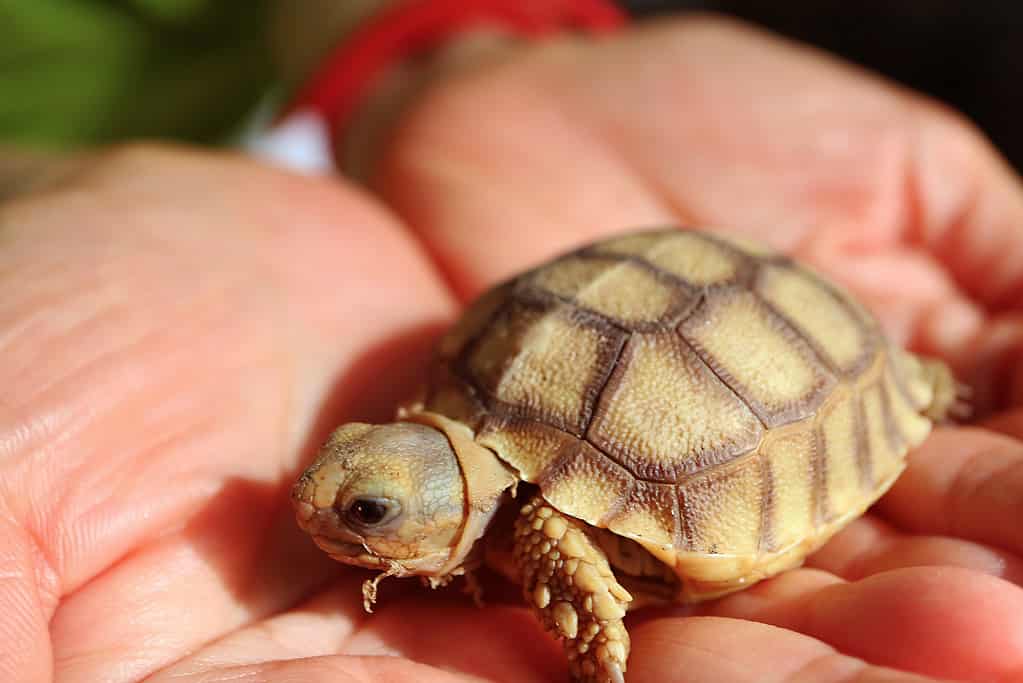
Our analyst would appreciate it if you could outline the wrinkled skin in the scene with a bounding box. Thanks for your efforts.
[3,15,1023,683]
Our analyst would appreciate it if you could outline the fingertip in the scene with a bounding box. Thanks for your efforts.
[671,565,1023,681]
[629,615,932,683]
[877,426,1023,557]
[802,567,1023,681]
[0,517,55,683]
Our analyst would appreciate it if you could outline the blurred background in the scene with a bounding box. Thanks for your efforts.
[1,1,1021,172]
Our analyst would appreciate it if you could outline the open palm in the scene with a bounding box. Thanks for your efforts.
[3,15,1023,683]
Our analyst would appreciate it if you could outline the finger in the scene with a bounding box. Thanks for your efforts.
[0,516,53,683]
[370,16,1023,413]
[807,514,1023,586]
[153,575,563,683]
[149,655,484,683]
[874,427,1023,557]
[689,567,1023,681]
[630,616,939,683]
[981,406,1023,441]
[49,496,342,683]
[373,17,1023,302]
[0,145,456,682]
[817,250,1023,413]
[146,573,382,674]
[338,592,564,682]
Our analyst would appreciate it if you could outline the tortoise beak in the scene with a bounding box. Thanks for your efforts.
[311,535,382,565]
[295,507,391,568]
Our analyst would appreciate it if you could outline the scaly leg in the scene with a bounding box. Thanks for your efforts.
[513,495,633,683]
[918,356,971,421]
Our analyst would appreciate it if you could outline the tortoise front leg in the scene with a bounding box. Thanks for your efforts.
[513,495,633,683]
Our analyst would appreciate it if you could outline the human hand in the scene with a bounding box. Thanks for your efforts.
[342,13,1023,681]
[4,15,1023,683]
[0,144,574,683]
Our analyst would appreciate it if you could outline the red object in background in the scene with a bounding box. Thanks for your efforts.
[281,0,627,145]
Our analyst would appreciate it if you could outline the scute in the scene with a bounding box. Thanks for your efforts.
[759,427,816,552]
[679,454,764,556]
[680,288,836,427]
[590,230,747,286]
[588,332,762,481]
[431,228,938,581]
[543,442,636,531]
[862,381,904,487]
[606,481,680,551]
[756,263,873,374]
[477,417,576,483]
[570,260,685,328]
[462,300,626,435]
[525,255,691,329]
[818,386,867,521]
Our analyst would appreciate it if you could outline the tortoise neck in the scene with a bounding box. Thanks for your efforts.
[398,409,518,575]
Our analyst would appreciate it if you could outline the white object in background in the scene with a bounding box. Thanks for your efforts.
[242,109,336,174]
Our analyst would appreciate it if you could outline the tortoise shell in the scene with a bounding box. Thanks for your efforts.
[422,228,935,593]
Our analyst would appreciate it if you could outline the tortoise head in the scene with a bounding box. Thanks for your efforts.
[291,421,470,577]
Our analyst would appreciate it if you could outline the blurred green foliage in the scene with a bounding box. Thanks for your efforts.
[0,0,272,148]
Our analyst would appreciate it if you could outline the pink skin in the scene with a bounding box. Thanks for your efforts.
[2,14,1023,683]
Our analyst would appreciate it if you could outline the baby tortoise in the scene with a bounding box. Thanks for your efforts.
[292,228,962,682]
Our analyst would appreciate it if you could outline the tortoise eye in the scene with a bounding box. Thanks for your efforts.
[345,497,401,528]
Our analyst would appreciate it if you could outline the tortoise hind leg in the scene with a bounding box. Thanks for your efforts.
[917,356,971,421]
[513,495,633,683]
